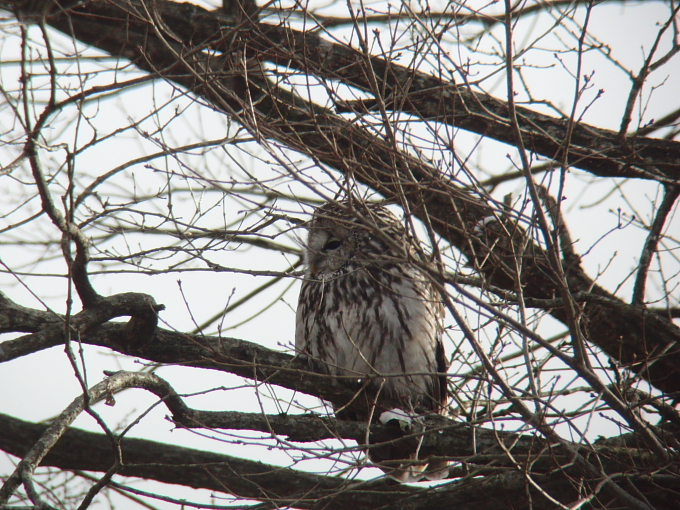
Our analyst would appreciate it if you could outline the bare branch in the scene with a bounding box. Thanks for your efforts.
[632,185,680,305]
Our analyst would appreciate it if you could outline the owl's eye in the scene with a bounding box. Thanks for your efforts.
[321,239,342,252]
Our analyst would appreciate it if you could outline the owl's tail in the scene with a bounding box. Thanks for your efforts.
[368,409,449,483]
[371,455,449,483]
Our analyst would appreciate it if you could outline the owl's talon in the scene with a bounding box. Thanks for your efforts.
[379,409,416,431]
[473,215,497,235]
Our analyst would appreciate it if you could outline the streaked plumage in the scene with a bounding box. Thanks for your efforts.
[295,200,448,482]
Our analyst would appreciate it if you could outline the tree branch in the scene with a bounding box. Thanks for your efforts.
[1,410,677,510]
[0,412,418,510]
[632,185,680,305]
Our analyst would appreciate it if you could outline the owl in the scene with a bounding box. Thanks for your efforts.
[295,200,449,482]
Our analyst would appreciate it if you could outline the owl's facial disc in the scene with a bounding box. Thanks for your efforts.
[306,225,354,277]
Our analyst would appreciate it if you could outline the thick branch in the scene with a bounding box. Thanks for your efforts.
[0,412,418,510]
[255,25,680,183]
[1,411,677,510]
[70,0,680,181]
[0,303,676,476]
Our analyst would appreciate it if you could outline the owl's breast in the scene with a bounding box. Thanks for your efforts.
[296,264,442,404]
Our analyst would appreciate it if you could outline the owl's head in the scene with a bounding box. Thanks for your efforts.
[303,201,405,278]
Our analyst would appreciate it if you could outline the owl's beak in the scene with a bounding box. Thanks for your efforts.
[309,261,317,277]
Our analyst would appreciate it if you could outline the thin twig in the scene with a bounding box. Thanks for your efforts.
[632,185,680,305]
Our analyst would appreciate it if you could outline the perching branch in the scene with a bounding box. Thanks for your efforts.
[0,369,675,509]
